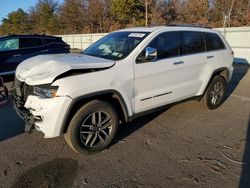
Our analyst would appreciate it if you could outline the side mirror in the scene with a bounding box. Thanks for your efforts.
[145,47,157,61]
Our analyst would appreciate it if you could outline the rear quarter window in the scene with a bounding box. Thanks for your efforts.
[179,31,206,55]
[204,32,226,51]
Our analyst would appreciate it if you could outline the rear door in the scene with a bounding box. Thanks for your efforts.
[175,31,209,96]
[18,37,44,60]
[204,32,228,69]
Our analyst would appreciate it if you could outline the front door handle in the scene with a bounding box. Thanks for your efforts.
[41,49,48,53]
[12,54,21,57]
[173,61,184,65]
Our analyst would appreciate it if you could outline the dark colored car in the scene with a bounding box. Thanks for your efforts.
[0,34,70,76]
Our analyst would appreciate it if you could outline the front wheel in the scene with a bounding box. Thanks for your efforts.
[65,100,119,154]
[203,75,227,110]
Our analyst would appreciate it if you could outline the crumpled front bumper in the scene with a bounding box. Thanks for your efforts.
[13,96,41,133]
[13,94,72,138]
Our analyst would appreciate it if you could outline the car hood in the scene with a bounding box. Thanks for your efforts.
[16,53,115,85]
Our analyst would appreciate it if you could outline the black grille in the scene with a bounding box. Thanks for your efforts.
[13,77,33,107]
[22,83,33,101]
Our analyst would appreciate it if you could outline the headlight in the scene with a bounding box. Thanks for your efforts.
[33,85,59,98]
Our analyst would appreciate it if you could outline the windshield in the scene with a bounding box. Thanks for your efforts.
[82,31,150,61]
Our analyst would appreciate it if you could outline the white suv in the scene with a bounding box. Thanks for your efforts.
[13,25,234,154]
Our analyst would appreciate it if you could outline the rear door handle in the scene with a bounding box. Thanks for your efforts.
[207,55,214,59]
[173,61,184,65]
[12,54,21,57]
[41,49,48,53]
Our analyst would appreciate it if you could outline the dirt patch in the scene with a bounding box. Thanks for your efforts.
[11,158,78,188]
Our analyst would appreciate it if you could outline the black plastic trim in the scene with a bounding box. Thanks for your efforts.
[167,24,211,29]
[129,95,201,122]
[211,67,229,83]
[140,91,172,101]
[202,67,230,97]
[61,89,129,134]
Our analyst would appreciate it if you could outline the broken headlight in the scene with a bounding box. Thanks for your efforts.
[33,85,58,98]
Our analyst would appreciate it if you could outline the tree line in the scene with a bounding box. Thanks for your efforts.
[0,0,249,35]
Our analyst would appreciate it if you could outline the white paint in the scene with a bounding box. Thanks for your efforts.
[16,26,233,138]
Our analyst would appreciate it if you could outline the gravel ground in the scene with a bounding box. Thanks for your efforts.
[0,64,249,188]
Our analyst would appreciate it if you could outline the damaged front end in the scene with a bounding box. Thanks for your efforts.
[12,78,41,133]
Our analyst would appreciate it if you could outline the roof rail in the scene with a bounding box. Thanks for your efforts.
[6,33,49,37]
[167,24,211,29]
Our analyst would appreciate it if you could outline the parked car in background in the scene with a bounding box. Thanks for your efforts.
[0,34,70,76]
[13,25,234,154]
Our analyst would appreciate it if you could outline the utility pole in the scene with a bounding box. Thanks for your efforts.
[145,0,148,26]
[223,15,228,29]
[228,0,235,27]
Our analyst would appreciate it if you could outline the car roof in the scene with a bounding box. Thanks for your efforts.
[118,26,166,32]
[0,34,61,40]
[117,25,216,34]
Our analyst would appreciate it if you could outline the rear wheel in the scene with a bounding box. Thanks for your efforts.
[203,75,227,110]
[65,100,119,154]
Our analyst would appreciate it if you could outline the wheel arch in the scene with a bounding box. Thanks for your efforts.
[201,67,230,98]
[61,90,130,134]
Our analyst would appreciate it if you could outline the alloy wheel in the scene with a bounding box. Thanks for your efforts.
[209,82,224,105]
[79,111,112,148]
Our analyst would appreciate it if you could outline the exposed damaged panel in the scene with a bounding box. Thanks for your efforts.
[53,67,113,82]
[15,53,115,85]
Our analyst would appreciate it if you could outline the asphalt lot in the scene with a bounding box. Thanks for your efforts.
[0,64,249,188]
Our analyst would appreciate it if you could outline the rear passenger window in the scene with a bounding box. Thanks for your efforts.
[19,38,43,48]
[148,32,179,59]
[205,33,225,51]
[44,38,64,45]
[179,31,205,55]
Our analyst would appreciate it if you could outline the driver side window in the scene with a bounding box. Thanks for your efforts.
[137,31,179,62]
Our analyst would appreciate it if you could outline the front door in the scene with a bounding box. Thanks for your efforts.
[133,31,207,113]
[0,38,20,75]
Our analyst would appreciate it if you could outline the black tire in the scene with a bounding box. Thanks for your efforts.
[65,100,119,154]
[203,75,227,110]
[0,85,8,102]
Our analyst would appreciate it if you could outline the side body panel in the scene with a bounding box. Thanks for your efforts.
[133,53,206,113]
[53,60,135,117]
